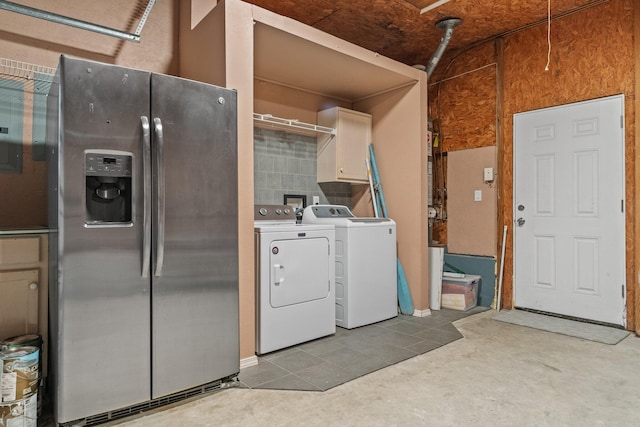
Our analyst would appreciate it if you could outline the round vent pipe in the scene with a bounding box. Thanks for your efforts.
[426,17,463,78]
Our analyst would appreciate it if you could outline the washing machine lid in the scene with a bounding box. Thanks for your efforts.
[304,205,354,219]
[302,204,394,227]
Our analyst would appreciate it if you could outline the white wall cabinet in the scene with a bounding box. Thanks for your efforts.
[317,107,371,184]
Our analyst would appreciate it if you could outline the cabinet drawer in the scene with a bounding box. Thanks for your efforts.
[0,237,41,265]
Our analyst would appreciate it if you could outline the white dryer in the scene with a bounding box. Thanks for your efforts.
[302,205,397,329]
[254,205,335,355]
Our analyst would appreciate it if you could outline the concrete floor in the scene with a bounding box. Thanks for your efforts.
[112,310,640,426]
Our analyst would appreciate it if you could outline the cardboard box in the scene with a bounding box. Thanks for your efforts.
[441,274,480,311]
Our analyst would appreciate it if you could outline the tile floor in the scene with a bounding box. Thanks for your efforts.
[239,306,487,391]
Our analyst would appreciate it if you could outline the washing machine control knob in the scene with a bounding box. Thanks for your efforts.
[283,208,291,215]
[275,208,283,215]
[258,207,268,216]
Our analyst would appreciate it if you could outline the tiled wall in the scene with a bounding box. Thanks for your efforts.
[254,127,352,208]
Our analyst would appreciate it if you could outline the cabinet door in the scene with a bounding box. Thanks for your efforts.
[0,269,39,340]
[336,110,370,182]
[318,107,371,183]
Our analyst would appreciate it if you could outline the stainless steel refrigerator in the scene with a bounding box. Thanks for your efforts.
[46,56,239,425]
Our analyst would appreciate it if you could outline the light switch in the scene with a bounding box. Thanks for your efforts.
[483,167,494,182]
[313,196,320,205]
[474,190,482,202]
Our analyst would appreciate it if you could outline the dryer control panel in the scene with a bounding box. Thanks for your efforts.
[254,204,295,221]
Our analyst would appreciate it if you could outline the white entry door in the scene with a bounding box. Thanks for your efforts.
[513,95,626,326]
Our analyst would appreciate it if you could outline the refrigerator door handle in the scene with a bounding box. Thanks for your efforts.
[153,117,165,277]
[141,116,151,278]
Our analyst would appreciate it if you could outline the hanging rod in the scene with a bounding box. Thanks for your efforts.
[253,113,336,135]
[0,0,156,43]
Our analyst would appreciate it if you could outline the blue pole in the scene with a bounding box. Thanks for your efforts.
[368,145,387,218]
[368,144,414,315]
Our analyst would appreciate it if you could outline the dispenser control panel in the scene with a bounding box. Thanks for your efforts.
[85,152,132,177]
[84,150,133,225]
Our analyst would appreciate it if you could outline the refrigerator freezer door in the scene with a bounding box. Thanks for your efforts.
[53,57,152,423]
[150,74,239,398]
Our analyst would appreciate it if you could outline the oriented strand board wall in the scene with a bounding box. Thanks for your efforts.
[429,0,636,328]
[429,42,497,153]
[428,42,498,253]
[501,0,635,326]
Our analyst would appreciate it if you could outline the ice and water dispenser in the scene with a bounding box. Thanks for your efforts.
[85,150,133,225]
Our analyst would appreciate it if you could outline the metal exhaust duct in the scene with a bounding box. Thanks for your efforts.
[425,17,463,78]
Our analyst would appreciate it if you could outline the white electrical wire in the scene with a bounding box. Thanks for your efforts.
[545,0,551,71]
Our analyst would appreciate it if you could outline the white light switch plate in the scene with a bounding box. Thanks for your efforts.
[474,190,482,202]
[483,167,494,182]
[313,196,320,205]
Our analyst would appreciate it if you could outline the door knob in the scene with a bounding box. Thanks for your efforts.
[517,218,525,226]
[518,205,525,211]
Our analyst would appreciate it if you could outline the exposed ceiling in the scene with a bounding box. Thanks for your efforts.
[0,0,609,70]
[244,0,609,67]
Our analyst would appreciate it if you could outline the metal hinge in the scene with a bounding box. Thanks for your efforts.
[622,284,625,298]
[622,200,624,212]
[621,115,624,128]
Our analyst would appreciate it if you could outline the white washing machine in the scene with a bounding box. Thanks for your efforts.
[254,204,335,355]
[302,205,397,329]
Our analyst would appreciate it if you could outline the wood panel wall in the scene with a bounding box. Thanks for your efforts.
[429,42,497,153]
[634,0,640,335]
[428,41,498,249]
[429,0,638,330]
